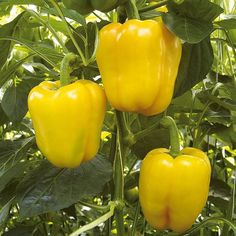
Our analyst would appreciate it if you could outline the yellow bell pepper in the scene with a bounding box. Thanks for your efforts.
[96,19,182,116]
[28,80,106,168]
[139,147,211,233]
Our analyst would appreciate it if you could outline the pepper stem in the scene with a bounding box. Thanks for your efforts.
[160,116,180,157]
[60,53,80,86]
[125,0,140,20]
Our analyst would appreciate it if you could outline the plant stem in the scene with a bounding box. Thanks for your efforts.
[78,200,110,211]
[125,0,140,20]
[69,202,116,236]
[131,202,140,236]
[113,111,129,235]
[47,0,88,66]
[60,53,80,86]
[160,116,180,157]
[115,111,135,146]
[139,0,169,13]
[181,217,236,235]
[192,101,211,148]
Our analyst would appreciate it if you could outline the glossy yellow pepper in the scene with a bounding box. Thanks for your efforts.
[96,19,182,116]
[139,147,211,233]
[28,80,106,168]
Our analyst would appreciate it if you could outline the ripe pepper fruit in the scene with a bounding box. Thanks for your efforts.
[96,19,182,116]
[28,80,106,168]
[62,0,127,15]
[139,147,211,233]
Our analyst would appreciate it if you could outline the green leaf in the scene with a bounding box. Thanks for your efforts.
[0,198,13,227]
[0,54,33,88]
[215,18,236,30]
[218,84,236,101]
[167,0,223,22]
[169,91,205,114]
[0,0,44,7]
[163,0,223,43]
[0,12,24,69]
[2,226,35,236]
[0,137,35,192]
[208,178,233,215]
[206,110,231,127]
[1,79,40,123]
[0,37,63,68]
[0,137,34,166]
[0,181,17,206]
[38,16,68,35]
[140,10,162,20]
[213,125,236,148]
[210,178,232,200]
[41,7,86,27]
[0,162,29,192]
[174,37,214,97]
[17,155,112,218]
[0,105,8,126]
[207,94,236,111]
[0,138,34,192]
[163,13,213,43]
[132,128,169,159]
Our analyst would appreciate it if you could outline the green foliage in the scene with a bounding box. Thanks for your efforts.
[174,38,214,97]
[0,0,235,235]
[17,155,112,218]
[1,79,40,122]
[163,0,223,43]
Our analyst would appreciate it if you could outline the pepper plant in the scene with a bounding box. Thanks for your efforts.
[0,0,235,235]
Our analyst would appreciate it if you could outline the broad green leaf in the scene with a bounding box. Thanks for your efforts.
[0,181,17,206]
[0,198,13,227]
[213,125,236,148]
[218,83,236,101]
[169,91,205,114]
[206,110,231,127]
[131,128,170,159]
[0,137,35,192]
[216,18,236,30]
[163,13,213,43]
[210,178,231,200]
[0,105,8,126]
[174,37,214,97]
[163,0,223,43]
[17,155,112,218]
[167,0,223,22]
[1,79,40,123]
[208,196,229,213]
[0,162,29,192]
[0,137,34,165]
[207,94,236,111]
